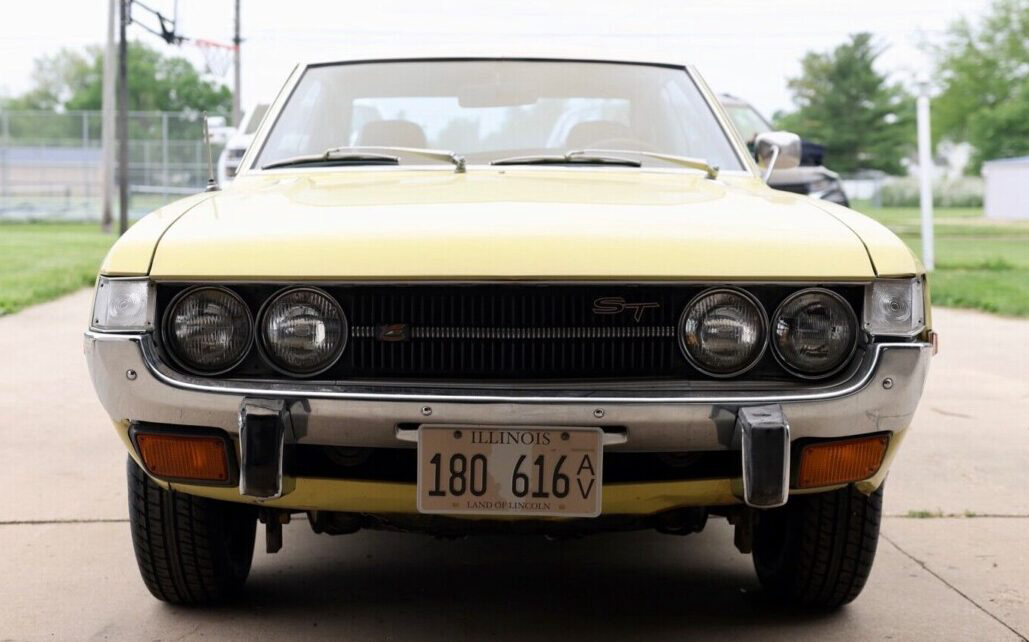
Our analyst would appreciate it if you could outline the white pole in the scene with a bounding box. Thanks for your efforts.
[101,0,117,232]
[917,86,935,271]
[233,0,242,127]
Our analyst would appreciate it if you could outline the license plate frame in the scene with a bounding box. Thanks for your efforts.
[416,425,604,518]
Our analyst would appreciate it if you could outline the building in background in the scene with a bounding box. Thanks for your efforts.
[983,156,1029,220]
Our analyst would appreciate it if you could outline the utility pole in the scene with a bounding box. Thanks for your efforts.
[917,79,935,271]
[233,0,242,127]
[117,0,130,235]
[101,0,116,233]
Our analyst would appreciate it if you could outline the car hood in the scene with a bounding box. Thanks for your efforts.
[117,169,913,280]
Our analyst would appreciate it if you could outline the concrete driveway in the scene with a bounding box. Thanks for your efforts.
[0,290,1026,640]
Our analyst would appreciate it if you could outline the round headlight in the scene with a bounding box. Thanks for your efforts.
[164,287,253,375]
[772,289,858,378]
[679,288,768,377]
[259,288,347,376]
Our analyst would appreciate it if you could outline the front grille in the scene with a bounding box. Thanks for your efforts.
[344,286,684,378]
[155,283,865,382]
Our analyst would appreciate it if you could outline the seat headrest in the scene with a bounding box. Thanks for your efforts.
[356,119,428,149]
[565,120,634,150]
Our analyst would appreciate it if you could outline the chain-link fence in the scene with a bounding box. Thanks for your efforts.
[0,110,229,221]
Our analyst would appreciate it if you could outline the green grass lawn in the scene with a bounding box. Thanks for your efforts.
[855,204,1029,316]
[0,223,116,316]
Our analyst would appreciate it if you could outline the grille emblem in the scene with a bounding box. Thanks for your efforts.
[376,323,410,342]
[592,297,660,322]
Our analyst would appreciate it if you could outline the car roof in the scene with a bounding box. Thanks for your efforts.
[300,45,690,69]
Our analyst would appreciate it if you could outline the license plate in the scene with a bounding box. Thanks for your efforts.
[417,426,603,518]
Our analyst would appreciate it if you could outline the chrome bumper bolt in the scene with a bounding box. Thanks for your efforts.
[125,369,137,381]
[421,406,432,416]
[882,377,894,389]
[593,408,605,419]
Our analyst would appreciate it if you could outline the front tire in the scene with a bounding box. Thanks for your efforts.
[127,457,257,604]
[752,483,883,608]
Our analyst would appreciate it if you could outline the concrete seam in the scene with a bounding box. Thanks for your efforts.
[0,518,128,526]
[882,532,1027,641]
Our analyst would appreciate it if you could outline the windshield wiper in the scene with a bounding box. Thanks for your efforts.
[263,146,466,173]
[262,151,399,170]
[490,153,641,168]
[570,149,720,179]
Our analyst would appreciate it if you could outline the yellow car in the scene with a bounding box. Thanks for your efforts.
[85,53,932,608]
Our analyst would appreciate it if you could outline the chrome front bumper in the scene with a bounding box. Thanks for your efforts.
[85,332,930,454]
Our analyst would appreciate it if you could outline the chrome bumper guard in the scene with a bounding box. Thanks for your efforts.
[238,399,294,499]
[737,405,790,508]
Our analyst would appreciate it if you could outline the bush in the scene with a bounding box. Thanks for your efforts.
[878,176,983,207]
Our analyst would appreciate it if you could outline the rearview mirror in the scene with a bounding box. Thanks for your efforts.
[754,131,801,180]
[457,82,539,108]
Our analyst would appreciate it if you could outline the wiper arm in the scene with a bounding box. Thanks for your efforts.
[570,149,720,179]
[491,153,641,167]
[262,151,400,170]
[263,146,466,173]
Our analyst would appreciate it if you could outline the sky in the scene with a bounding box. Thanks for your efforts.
[0,0,993,116]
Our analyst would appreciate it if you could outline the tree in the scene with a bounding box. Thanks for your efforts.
[932,0,1029,171]
[774,33,914,174]
[5,41,231,114]
[3,49,93,111]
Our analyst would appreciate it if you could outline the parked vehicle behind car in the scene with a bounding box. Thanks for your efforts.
[86,52,931,609]
[216,104,270,185]
[720,93,850,206]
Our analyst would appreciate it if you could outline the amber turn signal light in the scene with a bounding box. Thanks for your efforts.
[796,435,889,489]
[137,433,230,482]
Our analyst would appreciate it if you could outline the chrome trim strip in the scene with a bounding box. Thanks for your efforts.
[394,426,629,446]
[351,325,676,339]
[150,279,873,286]
[83,332,928,405]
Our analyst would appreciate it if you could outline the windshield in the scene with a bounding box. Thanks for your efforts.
[723,103,772,145]
[255,60,744,171]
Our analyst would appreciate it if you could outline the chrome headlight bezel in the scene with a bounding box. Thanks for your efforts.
[161,285,255,376]
[770,287,859,379]
[677,287,769,379]
[256,286,349,378]
[863,278,926,337]
[90,277,155,332]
